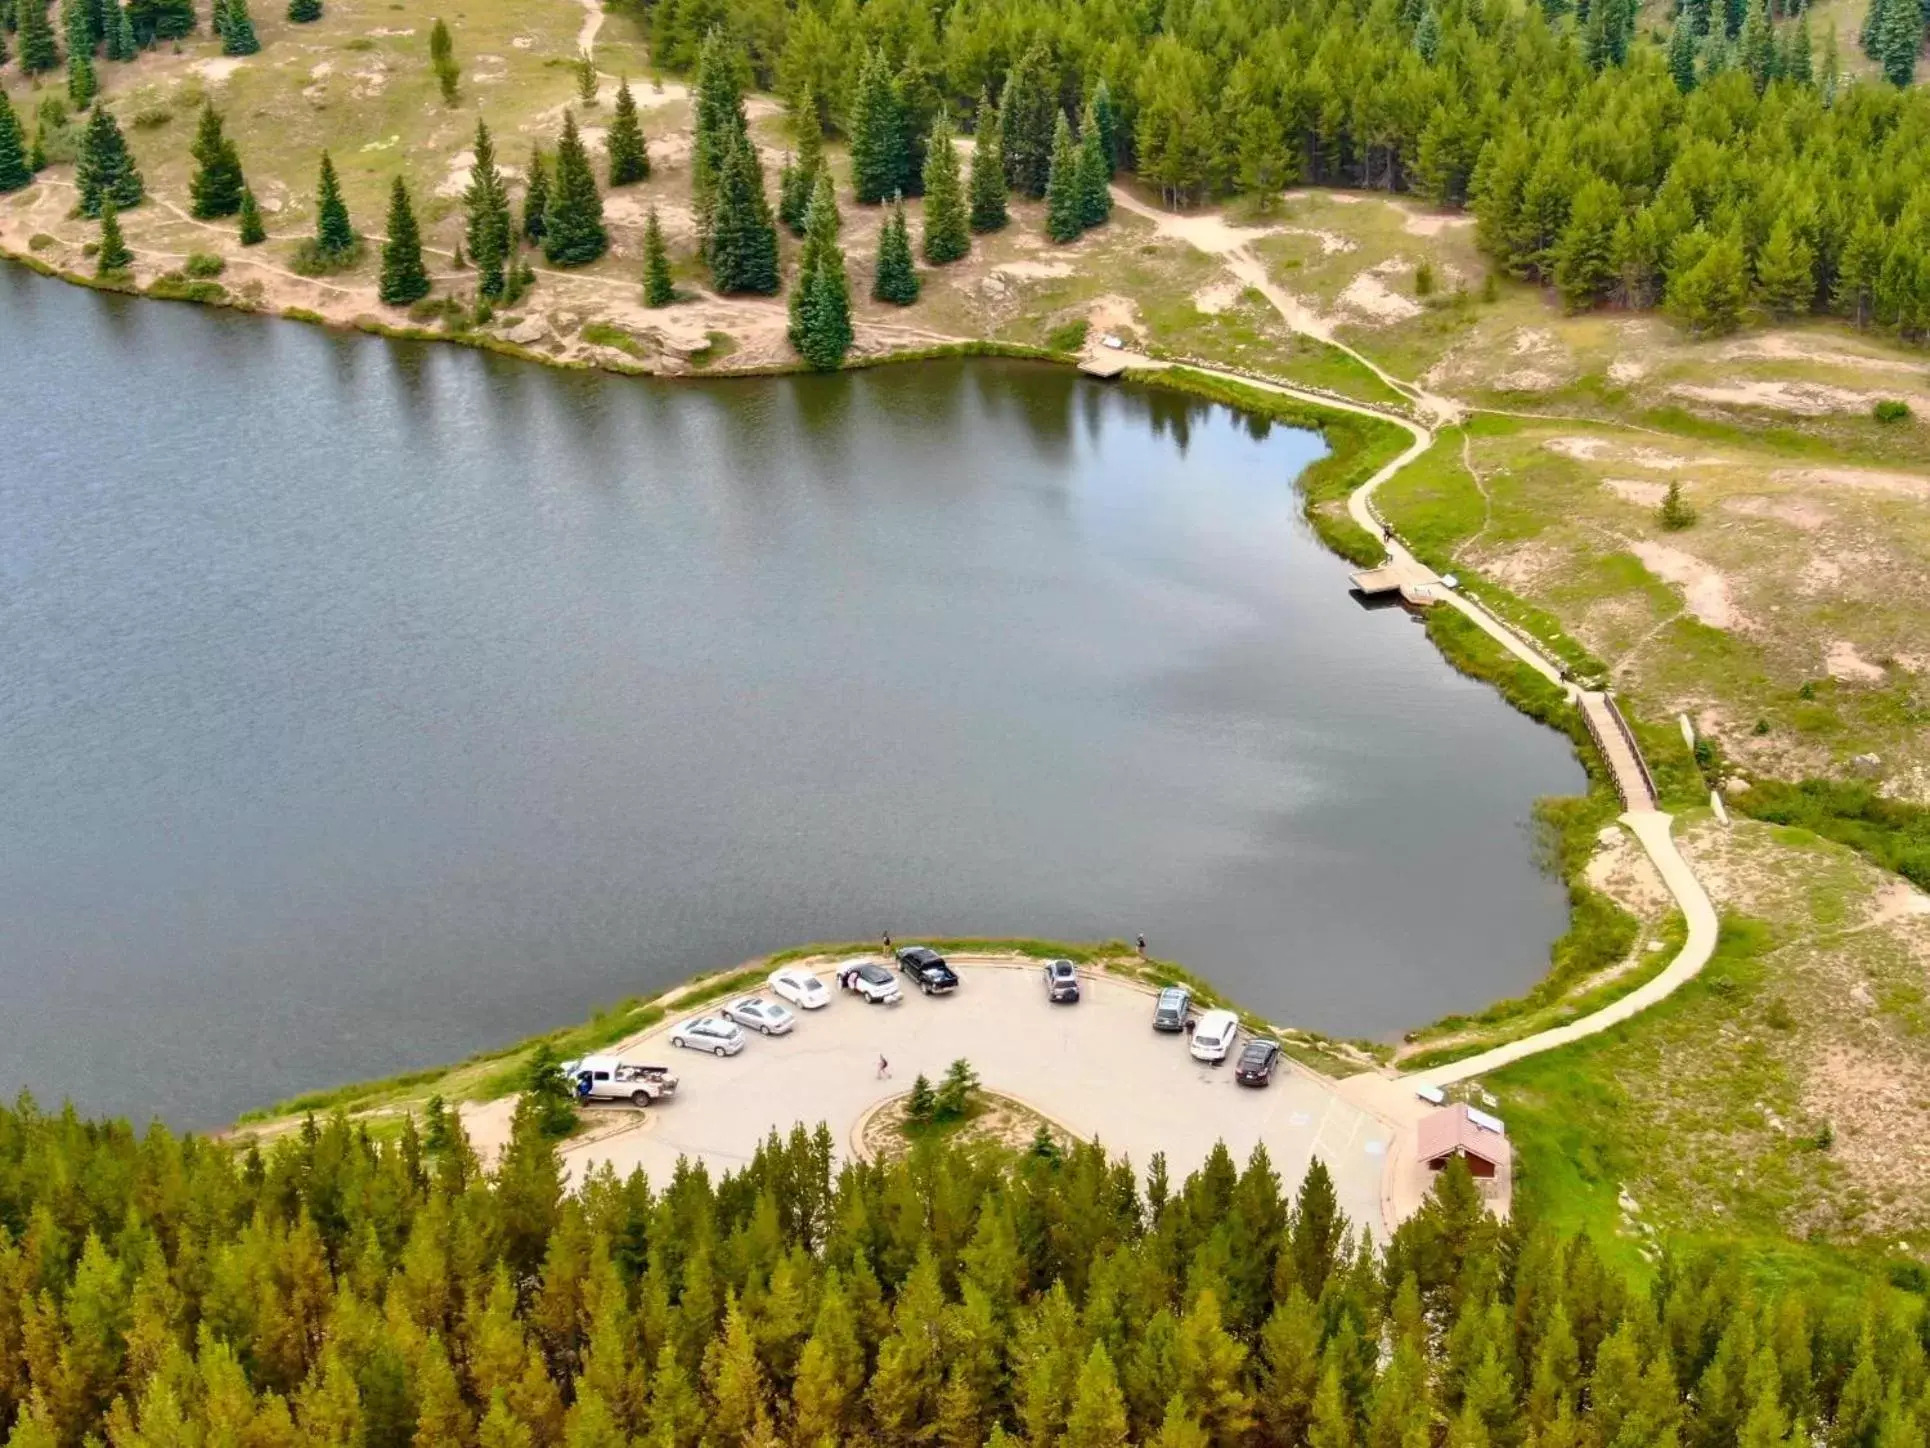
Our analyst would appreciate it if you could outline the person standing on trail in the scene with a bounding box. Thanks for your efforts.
[1136,933,1147,957]
[877,1055,890,1080]
[883,931,893,958]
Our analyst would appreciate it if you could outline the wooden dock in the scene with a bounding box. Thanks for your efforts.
[1349,560,1443,608]
[1078,353,1130,380]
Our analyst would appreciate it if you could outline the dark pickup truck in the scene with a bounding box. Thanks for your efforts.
[895,946,960,995]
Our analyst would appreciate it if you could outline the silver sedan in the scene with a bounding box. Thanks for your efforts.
[723,995,796,1036]
[669,1015,746,1056]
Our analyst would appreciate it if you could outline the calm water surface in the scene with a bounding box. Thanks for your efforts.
[0,266,1583,1126]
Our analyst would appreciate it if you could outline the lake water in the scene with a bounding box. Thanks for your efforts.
[0,265,1583,1127]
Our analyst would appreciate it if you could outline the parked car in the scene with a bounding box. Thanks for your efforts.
[1043,959,1081,1003]
[896,946,960,995]
[1234,1038,1282,1086]
[1152,985,1192,1032]
[838,961,903,1005]
[1189,1008,1240,1063]
[560,1056,679,1108]
[768,966,831,1011]
[669,1015,746,1056]
[724,995,796,1036]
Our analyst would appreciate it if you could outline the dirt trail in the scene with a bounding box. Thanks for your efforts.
[576,0,603,56]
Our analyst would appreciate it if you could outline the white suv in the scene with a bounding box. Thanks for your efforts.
[1189,1009,1240,1064]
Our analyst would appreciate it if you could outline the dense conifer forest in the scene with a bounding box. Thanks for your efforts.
[1,1091,1927,1447]
[632,0,1930,339]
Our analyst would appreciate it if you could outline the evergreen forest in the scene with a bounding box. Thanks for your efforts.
[3,1091,1930,1448]
[635,0,1930,338]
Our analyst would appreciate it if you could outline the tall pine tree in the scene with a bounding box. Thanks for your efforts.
[920,107,968,263]
[75,103,142,217]
[0,93,32,193]
[218,0,256,55]
[543,110,607,266]
[1090,79,1118,177]
[690,29,750,241]
[848,48,907,205]
[1075,97,1111,230]
[189,105,245,218]
[777,102,823,236]
[999,44,1058,197]
[379,174,430,306]
[788,171,850,370]
[707,131,778,293]
[463,118,512,300]
[68,47,97,110]
[606,78,649,186]
[642,204,674,306]
[1044,112,1082,243]
[969,89,1008,233]
[19,0,61,73]
[873,195,919,304]
[311,149,357,263]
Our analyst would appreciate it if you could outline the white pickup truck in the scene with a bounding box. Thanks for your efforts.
[561,1056,679,1108]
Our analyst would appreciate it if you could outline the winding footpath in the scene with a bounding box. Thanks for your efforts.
[1095,190,1721,1219]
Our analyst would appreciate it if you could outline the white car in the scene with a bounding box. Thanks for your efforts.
[1189,1009,1240,1064]
[837,960,902,1005]
[724,995,795,1036]
[768,966,831,1011]
[669,1015,746,1056]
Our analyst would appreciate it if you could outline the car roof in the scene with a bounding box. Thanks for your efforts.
[858,962,890,977]
[1158,985,1189,1003]
[1196,1008,1238,1031]
[1240,1038,1277,1056]
[1049,959,1075,972]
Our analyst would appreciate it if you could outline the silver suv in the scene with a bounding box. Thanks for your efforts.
[1152,985,1191,1032]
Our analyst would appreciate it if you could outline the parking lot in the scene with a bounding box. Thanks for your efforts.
[542,956,1393,1233]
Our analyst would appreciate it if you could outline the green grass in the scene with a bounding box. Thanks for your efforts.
[1735,780,1930,891]
[581,321,647,359]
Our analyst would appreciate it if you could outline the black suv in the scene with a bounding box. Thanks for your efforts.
[895,946,959,995]
[1043,958,1080,1003]
[1234,1038,1282,1087]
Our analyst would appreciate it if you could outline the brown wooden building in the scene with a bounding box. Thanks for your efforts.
[1417,1102,1512,1180]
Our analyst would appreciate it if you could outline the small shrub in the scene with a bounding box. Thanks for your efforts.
[1797,681,1817,701]
[184,252,226,278]
[1657,479,1697,531]
[1753,718,1770,735]
[81,241,101,258]
[1763,995,1795,1030]
[1045,318,1089,353]
[1480,271,1499,302]
[132,106,175,129]
[291,237,365,276]
[1873,399,1911,424]
[283,307,326,323]
[28,234,58,251]
[473,298,494,325]
[343,35,376,49]
[1414,260,1436,297]
[934,1058,980,1121]
[1813,1119,1834,1151]
[147,275,227,302]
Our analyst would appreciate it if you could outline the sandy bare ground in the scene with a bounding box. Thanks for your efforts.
[1630,541,1748,631]
[1674,380,1876,415]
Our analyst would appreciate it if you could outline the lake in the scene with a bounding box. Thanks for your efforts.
[0,266,1583,1126]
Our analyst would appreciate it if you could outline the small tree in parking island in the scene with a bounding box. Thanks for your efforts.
[904,1073,937,1125]
[934,1057,979,1120]
[189,104,245,218]
[309,150,358,266]
[872,195,918,305]
[642,204,674,306]
[606,77,650,185]
[237,184,266,244]
[95,197,132,275]
[379,175,430,306]
[75,104,143,218]
[542,111,607,266]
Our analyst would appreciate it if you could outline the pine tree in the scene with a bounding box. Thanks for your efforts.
[379,175,430,306]
[219,0,256,56]
[847,48,907,205]
[1739,0,1773,88]
[1820,20,1840,100]
[522,147,550,242]
[311,150,356,262]
[68,47,97,109]
[1044,112,1082,243]
[1783,12,1815,82]
[95,196,131,274]
[0,94,32,193]
[1875,0,1921,84]
[777,104,822,235]
[237,184,266,243]
[189,105,245,219]
[1669,19,1700,88]
[707,131,778,294]
[286,0,319,22]
[1064,1345,1130,1448]
[968,90,1008,233]
[920,107,968,263]
[430,18,460,103]
[1415,6,1442,60]
[1090,78,1118,177]
[1666,227,1748,333]
[106,3,135,59]
[1076,97,1111,230]
[789,171,850,369]
[690,29,750,241]
[19,0,61,73]
[642,204,674,305]
[543,112,606,265]
[606,78,649,186]
[873,196,918,304]
[1754,216,1815,316]
[75,103,142,217]
[999,43,1057,197]
[464,119,512,300]
[1553,176,1618,311]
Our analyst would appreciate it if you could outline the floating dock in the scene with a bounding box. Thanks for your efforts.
[1350,560,1443,608]
[1078,353,1130,380]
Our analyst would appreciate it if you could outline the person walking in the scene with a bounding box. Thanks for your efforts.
[877,1055,890,1080]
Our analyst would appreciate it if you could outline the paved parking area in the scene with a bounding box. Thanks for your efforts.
[551,957,1392,1234]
